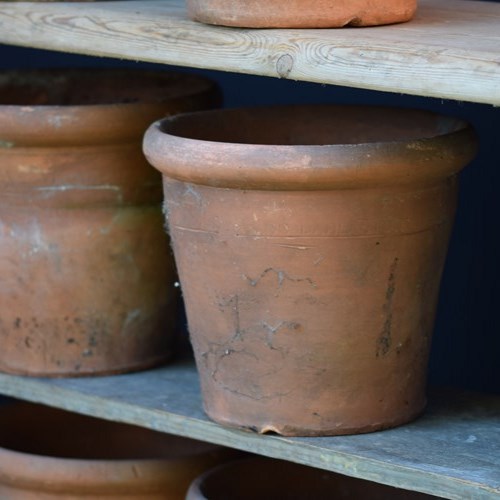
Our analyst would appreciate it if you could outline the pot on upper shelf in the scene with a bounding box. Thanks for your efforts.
[0,401,233,499]
[186,457,438,499]
[187,0,417,28]
[0,68,220,377]
[143,104,477,436]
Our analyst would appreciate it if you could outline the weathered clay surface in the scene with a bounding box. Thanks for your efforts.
[0,401,233,499]
[187,0,417,27]
[187,457,438,499]
[144,105,477,436]
[0,69,220,376]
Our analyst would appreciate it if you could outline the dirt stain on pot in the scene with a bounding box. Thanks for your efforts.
[262,320,301,350]
[218,294,243,341]
[376,257,399,357]
[244,267,316,291]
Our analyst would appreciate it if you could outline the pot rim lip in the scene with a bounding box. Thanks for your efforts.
[0,444,176,468]
[0,445,208,492]
[0,101,163,112]
[151,103,471,148]
[143,104,477,190]
[0,67,216,111]
[0,68,219,147]
[0,441,221,488]
[0,401,221,472]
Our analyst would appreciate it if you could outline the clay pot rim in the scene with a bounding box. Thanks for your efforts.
[186,456,436,499]
[0,403,219,464]
[0,401,220,490]
[0,68,219,147]
[0,443,181,471]
[0,446,208,492]
[143,104,477,190]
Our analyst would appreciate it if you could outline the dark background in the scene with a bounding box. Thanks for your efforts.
[0,34,498,395]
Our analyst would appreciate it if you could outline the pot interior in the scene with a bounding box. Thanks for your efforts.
[191,458,437,499]
[161,105,466,146]
[0,401,214,460]
[0,69,210,106]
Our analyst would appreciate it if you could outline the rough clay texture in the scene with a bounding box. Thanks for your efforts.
[0,69,220,377]
[187,0,417,28]
[0,402,233,499]
[144,105,477,436]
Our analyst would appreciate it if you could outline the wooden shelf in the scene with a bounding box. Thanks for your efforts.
[0,361,498,500]
[0,0,499,105]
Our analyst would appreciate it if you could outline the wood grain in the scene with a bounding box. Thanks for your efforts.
[0,362,499,499]
[0,0,499,104]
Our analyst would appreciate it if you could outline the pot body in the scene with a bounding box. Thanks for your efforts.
[163,179,455,436]
[144,105,477,436]
[187,457,437,499]
[0,69,219,376]
[187,0,417,28]
[0,402,232,499]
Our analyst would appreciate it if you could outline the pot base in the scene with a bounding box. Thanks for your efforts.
[187,0,417,28]
[0,352,172,378]
[204,402,427,437]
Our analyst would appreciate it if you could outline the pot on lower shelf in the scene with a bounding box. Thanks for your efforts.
[143,104,477,436]
[187,0,417,28]
[186,457,437,499]
[0,401,233,499]
[0,68,220,377]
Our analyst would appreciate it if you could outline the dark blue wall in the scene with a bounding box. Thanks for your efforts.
[0,43,498,394]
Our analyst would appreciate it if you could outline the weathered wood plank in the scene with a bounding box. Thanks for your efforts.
[0,0,499,104]
[0,362,499,499]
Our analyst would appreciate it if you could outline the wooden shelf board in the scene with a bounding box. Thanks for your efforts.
[0,361,499,499]
[0,0,499,105]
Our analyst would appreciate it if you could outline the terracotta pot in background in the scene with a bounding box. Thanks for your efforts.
[187,0,417,28]
[144,104,477,436]
[0,69,219,376]
[186,457,438,499]
[0,401,233,499]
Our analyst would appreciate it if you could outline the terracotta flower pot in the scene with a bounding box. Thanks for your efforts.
[0,401,233,499]
[0,68,219,377]
[186,457,437,499]
[143,104,477,436]
[187,0,417,28]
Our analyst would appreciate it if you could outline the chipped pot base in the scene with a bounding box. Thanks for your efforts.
[204,402,427,437]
